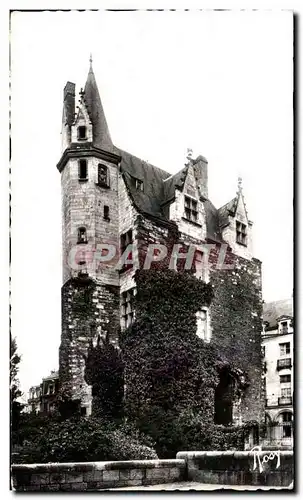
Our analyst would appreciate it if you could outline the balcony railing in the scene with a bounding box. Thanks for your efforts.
[278,396,292,406]
[277,358,292,370]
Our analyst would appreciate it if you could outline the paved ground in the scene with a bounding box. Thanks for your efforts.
[109,481,292,491]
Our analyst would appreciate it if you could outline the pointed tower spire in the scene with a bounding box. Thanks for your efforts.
[83,59,114,152]
[237,176,243,194]
[89,53,93,70]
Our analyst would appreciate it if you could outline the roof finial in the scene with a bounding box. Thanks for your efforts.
[89,53,93,69]
[237,176,243,194]
[186,148,193,162]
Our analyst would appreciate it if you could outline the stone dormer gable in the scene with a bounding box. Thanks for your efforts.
[71,93,93,144]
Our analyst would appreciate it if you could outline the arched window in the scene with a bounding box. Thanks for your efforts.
[280,411,293,438]
[77,126,87,140]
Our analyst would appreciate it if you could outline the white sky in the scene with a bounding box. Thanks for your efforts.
[10,10,293,396]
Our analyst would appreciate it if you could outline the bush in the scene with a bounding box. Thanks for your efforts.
[13,416,158,464]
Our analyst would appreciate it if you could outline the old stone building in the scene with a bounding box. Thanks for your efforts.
[57,59,264,421]
[261,299,293,449]
[27,370,59,414]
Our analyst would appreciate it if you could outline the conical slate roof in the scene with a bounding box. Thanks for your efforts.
[83,64,114,152]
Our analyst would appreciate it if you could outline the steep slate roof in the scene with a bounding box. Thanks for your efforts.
[218,198,237,228]
[83,64,114,152]
[81,65,232,241]
[263,299,293,329]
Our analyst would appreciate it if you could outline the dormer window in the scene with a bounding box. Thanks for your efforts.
[280,321,289,334]
[97,164,109,188]
[77,227,87,244]
[135,179,144,191]
[236,221,247,246]
[77,126,87,140]
[184,196,198,223]
[79,159,88,181]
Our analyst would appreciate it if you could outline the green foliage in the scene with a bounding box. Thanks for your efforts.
[85,334,124,420]
[13,415,158,464]
[10,335,24,440]
[120,269,253,457]
[120,269,221,456]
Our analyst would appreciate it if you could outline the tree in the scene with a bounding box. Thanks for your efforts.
[84,333,124,421]
[10,334,24,438]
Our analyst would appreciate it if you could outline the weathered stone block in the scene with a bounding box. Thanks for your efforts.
[130,468,144,480]
[50,472,65,484]
[65,472,83,483]
[83,470,103,482]
[103,470,119,481]
[169,467,181,480]
[30,473,49,485]
[60,483,72,491]
[71,482,87,491]
[119,469,131,480]
[145,468,170,480]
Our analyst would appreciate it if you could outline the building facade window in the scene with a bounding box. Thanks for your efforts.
[78,159,88,180]
[236,221,247,245]
[77,126,87,140]
[121,288,136,329]
[280,321,288,334]
[77,227,88,244]
[281,411,292,438]
[97,164,109,187]
[281,387,291,398]
[280,374,291,384]
[196,308,210,342]
[280,342,290,356]
[184,196,198,222]
[120,229,133,271]
[103,205,110,220]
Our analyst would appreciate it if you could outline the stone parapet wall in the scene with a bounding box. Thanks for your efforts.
[11,459,186,492]
[177,450,293,487]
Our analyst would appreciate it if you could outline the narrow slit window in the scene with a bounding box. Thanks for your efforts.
[135,178,144,191]
[120,229,133,272]
[79,159,87,180]
[103,205,110,220]
[77,227,88,244]
[78,126,87,140]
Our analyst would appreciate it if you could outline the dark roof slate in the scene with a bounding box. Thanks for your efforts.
[79,66,235,242]
[218,198,237,228]
[83,67,114,152]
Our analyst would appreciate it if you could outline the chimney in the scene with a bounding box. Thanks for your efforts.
[63,81,75,126]
[193,155,208,200]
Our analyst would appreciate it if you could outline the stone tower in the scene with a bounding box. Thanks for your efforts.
[57,60,120,414]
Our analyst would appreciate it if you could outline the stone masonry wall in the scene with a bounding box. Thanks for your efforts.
[134,211,264,426]
[12,459,186,491]
[176,451,293,488]
[59,275,119,409]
